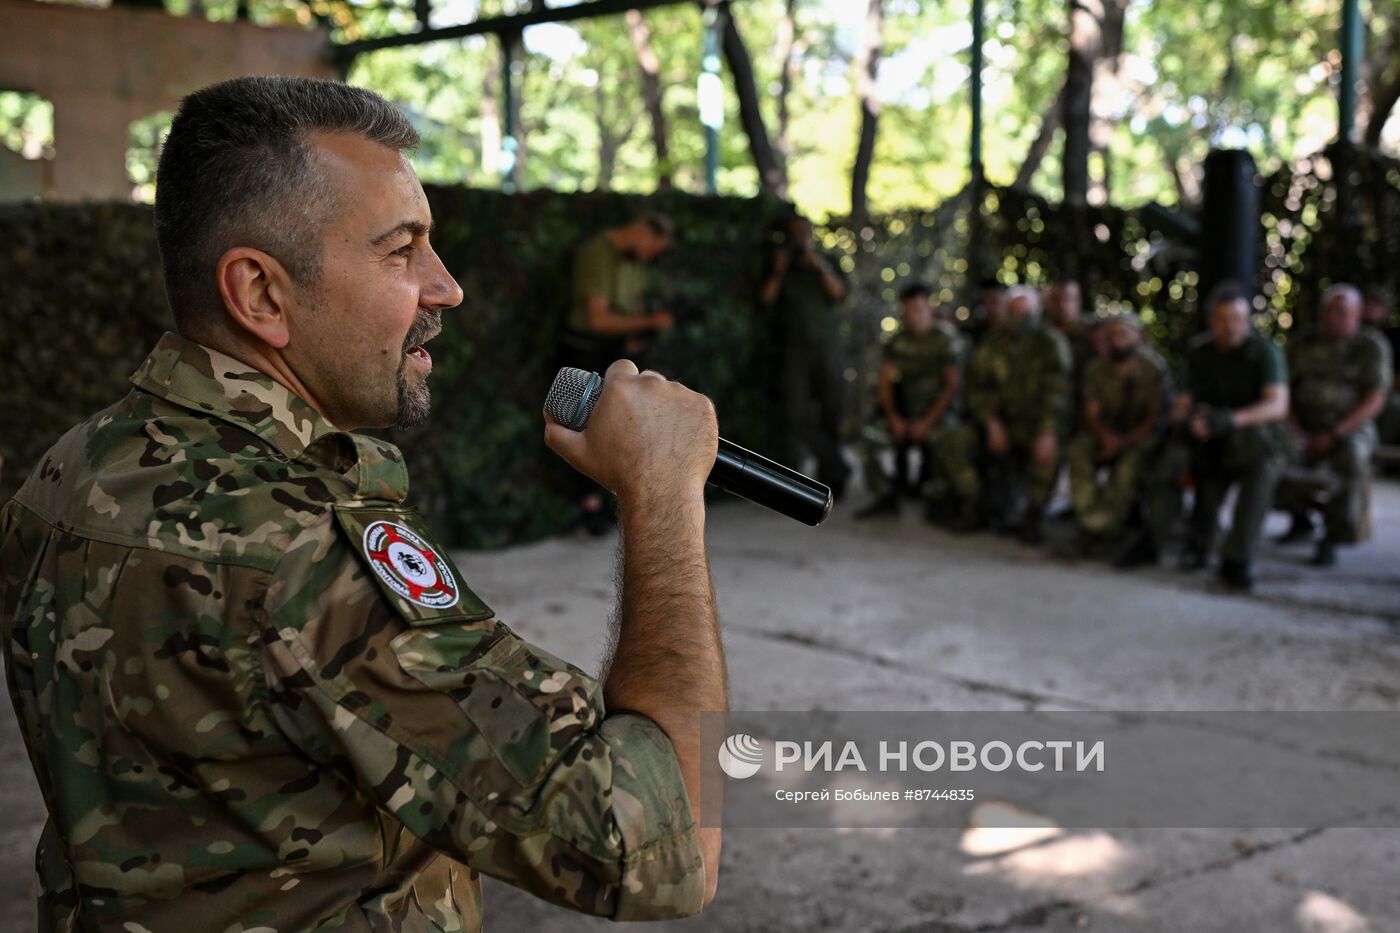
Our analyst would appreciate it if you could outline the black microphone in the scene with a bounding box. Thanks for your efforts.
[544,367,832,526]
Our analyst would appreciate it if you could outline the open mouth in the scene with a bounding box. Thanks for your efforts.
[405,322,441,369]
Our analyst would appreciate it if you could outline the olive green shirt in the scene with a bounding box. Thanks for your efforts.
[768,249,846,347]
[568,232,651,334]
[1180,331,1287,410]
[1288,331,1390,432]
[1,333,704,932]
[882,322,967,417]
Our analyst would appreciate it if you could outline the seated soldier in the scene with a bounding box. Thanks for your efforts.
[1362,286,1400,446]
[1066,313,1170,558]
[1276,284,1390,566]
[857,284,980,530]
[1143,282,1289,590]
[966,286,1072,543]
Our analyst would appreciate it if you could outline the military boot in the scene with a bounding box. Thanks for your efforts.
[1310,538,1337,567]
[1274,512,1316,545]
[1218,559,1254,591]
[1019,507,1045,545]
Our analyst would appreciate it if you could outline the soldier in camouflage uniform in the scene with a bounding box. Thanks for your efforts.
[1047,280,1095,431]
[1065,313,1170,556]
[1,77,722,932]
[1276,284,1391,566]
[856,284,980,529]
[965,286,1073,543]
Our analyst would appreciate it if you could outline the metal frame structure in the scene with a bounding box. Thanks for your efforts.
[333,0,721,191]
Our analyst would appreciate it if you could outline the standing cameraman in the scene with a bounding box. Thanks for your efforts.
[759,211,851,498]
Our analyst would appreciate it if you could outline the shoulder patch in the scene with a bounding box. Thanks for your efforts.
[334,505,493,624]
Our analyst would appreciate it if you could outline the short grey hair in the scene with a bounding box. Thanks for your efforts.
[154,76,419,330]
[1006,285,1042,313]
[1320,282,1362,312]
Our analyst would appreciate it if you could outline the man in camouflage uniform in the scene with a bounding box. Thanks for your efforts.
[1362,287,1400,445]
[1276,284,1391,566]
[1065,313,1170,557]
[1,77,723,932]
[1143,282,1290,590]
[966,286,1073,543]
[1047,282,1092,399]
[856,284,979,529]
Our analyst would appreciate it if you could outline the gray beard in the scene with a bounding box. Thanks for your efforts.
[395,356,431,430]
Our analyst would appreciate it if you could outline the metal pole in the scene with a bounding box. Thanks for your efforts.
[501,31,520,192]
[700,5,723,194]
[1339,0,1362,142]
[969,0,984,181]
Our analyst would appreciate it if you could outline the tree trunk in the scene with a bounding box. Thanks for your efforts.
[481,43,502,180]
[775,0,800,164]
[718,1,787,197]
[1363,7,1400,147]
[1162,142,1201,208]
[1014,85,1065,189]
[1063,0,1103,205]
[504,35,526,188]
[849,0,883,220]
[625,10,673,190]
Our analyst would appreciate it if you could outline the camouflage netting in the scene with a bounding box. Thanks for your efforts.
[820,142,1400,427]
[0,189,792,548]
[5,148,1397,547]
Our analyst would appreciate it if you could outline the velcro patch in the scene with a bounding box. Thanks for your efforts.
[334,504,493,625]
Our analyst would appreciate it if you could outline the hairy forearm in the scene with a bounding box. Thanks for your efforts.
[603,492,726,903]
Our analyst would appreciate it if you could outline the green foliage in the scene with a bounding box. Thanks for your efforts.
[7,1,1385,218]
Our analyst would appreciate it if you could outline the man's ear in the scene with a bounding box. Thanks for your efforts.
[216,247,295,349]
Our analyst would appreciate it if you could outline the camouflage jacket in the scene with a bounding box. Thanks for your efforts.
[1082,344,1171,436]
[1288,331,1392,433]
[0,333,704,932]
[882,321,968,418]
[965,322,1073,438]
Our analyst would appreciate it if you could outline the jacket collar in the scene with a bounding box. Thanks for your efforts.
[130,332,408,501]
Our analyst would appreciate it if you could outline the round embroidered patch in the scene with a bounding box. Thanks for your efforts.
[361,520,461,609]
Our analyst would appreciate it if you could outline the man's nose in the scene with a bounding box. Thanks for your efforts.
[422,247,465,311]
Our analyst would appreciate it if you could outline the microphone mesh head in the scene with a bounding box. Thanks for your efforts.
[544,367,603,431]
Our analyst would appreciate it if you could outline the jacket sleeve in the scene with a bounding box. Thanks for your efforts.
[964,344,998,424]
[1034,330,1073,435]
[258,513,705,921]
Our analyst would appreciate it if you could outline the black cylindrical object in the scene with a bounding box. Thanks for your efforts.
[1197,148,1259,322]
[544,367,833,526]
[709,439,832,526]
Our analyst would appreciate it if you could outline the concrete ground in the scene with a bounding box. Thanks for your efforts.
[2,477,1398,932]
